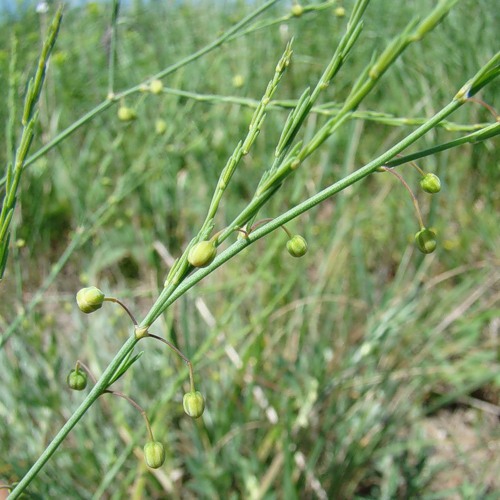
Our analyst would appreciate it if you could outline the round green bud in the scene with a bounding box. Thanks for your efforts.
[76,286,105,314]
[155,119,167,135]
[67,369,88,391]
[420,173,441,194]
[334,6,346,17]
[149,79,163,95]
[415,228,437,254]
[188,241,217,268]
[232,74,244,88]
[117,106,136,122]
[291,4,304,17]
[183,391,205,418]
[143,441,165,469]
[286,235,308,258]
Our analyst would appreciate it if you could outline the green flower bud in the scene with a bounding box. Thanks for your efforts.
[188,241,217,268]
[149,79,163,95]
[415,228,437,254]
[143,441,165,469]
[155,119,167,135]
[117,106,136,122]
[76,286,105,314]
[286,235,308,258]
[334,6,346,17]
[291,4,304,17]
[232,74,244,88]
[183,391,205,418]
[420,173,441,194]
[67,369,88,391]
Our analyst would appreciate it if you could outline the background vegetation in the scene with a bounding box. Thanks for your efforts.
[0,0,498,497]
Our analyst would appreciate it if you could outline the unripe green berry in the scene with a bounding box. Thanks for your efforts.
[183,391,205,418]
[117,106,136,122]
[420,173,441,194]
[67,369,88,391]
[143,441,165,469]
[188,241,217,268]
[76,286,105,314]
[415,228,437,254]
[286,235,308,258]
[291,4,304,17]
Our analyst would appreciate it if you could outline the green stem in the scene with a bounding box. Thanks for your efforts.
[380,167,425,228]
[0,232,84,348]
[0,163,151,348]
[385,121,500,168]
[103,297,138,325]
[107,0,120,96]
[156,41,293,301]
[407,160,426,177]
[0,9,62,279]
[104,390,153,441]
[8,31,498,500]
[140,96,471,327]
[130,85,491,132]
[140,48,500,327]
[8,335,138,499]
[23,98,114,170]
[12,0,278,175]
[280,224,293,239]
[145,334,195,392]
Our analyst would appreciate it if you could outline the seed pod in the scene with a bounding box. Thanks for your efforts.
[286,235,308,258]
[67,369,88,391]
[188,241,217,268]
[117,106,136,122]
[143,441,166,469]
[149,79,163,95]
[76,286,105,314]
[420,173,441,194]
[183,391,205,418]
[415,228,437,254]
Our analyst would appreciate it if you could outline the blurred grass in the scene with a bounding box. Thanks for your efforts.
[0,0,499,498]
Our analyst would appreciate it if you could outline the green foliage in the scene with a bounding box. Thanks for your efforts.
[0,0,499,498]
